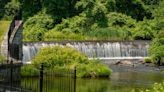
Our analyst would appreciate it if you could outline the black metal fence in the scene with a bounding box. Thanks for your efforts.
[0,62,77,92]
[0,62,30,92]
[40,64,76,92]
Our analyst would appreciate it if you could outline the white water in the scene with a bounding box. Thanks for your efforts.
[22,41,149,63]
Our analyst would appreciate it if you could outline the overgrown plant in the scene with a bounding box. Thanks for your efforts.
[21,46,112,78]
[149,38,164,65]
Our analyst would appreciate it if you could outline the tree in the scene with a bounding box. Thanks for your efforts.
[149,38,164,65]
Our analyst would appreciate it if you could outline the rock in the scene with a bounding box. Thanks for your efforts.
[138,60,145,64]
[115,60,133,66]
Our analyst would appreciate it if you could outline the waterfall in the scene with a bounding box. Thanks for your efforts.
[22,41,150,63]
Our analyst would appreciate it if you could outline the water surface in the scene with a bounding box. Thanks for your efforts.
[21,71,164,92]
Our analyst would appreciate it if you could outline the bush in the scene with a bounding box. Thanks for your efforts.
[23,11,54,41]
[0,21,10,46]
[77,61,112,78]
[32,46,89,67]
[149,38,164,65]
[133,30,153,40]
[156,30,164,38]
[144,57,152,63]
[21,64,39,77]
[21,46,112,78]
[0,55,5,63]
[3,0,20,20]
[43,29,87,41]
[139,82,164,92]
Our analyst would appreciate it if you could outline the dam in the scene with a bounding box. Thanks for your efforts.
[22,41,150,63]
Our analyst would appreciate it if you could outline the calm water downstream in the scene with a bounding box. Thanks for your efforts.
[21,71,164,92]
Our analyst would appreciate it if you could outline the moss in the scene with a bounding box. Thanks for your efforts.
[0,21,10,47]
[144,57,152,63]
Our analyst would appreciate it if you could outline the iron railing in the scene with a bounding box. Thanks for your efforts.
[0,63,77,92]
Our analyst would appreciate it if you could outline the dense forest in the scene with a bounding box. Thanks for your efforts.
[0,0,164,64]
[21,0,164,42]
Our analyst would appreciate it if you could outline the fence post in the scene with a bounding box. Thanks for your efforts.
[74,66,76,92]
[10,60,13,87]
[40,63,44,92]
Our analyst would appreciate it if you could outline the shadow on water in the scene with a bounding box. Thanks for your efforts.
[21,71,164,92]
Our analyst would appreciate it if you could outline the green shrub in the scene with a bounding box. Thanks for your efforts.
[0,21,10,46]
[2,0,20,20]
[144,57,152,63]
[156,30,164,38]
[43,29,87,41]
[21,64,39,77]
[0,55,5,63]
[77,61,112,78]
[21,46,112,78]
[32,46,89,67]
[139,82,164,92]
[149,38,164,65]
[133,30,153,40]
[23,11,54,41]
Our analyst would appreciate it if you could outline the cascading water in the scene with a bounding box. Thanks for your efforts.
[22,41,150,63]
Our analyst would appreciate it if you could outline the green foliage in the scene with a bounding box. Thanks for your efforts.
[22,0,78,21]
[115,0,153,20]
[0,21,10,46]
[23,11,54,41]
[43,29,88,41]
[132,20,155,40]
[156,30,164,38]
[139,82,164,92]
[21,64,39,77]
[32,46,88,67]
[76,0,153,21]
[3,0,20,20]
[21,46,112,78]
[50,12,135,41]
[144,57,152,63]
[149,38,164,65]
[22,0,42,20]
[107,12,136,27]
[0,55,6,63]
[142,0,160,5]
[21,0,164,41]
[0,0,11,19]
[77,61,112,78]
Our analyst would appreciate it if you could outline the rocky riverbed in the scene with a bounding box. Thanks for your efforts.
[107,60,164,73]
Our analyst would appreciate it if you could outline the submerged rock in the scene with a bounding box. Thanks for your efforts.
[115,60,133,66]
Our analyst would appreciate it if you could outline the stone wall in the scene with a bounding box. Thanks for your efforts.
[1,28,9,60]
[1,20,23,62]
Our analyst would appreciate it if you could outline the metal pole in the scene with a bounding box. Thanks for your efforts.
[10,60,13,88]
[40,63,44,92]
[74,66,76,92]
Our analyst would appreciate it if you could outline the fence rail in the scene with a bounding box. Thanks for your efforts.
[0,62,77,92]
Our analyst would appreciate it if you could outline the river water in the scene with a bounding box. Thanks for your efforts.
[21,41,164,92]
[21,71,164,92]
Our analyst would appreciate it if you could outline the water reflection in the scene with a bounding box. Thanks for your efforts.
[21,71,164,92]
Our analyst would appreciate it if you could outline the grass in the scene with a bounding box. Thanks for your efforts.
[0,21,10,47]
